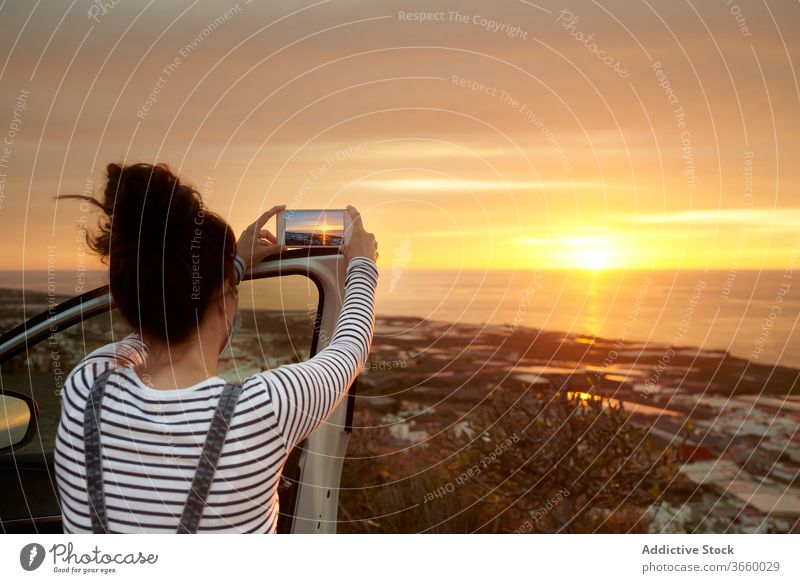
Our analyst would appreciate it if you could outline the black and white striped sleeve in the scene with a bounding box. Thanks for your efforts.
[255,257,379,452]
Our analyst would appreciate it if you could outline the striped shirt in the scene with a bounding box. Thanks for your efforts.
[54,257,378,533]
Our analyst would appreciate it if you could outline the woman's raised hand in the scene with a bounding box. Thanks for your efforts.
[236,204,287,270]
[344,205,378,264]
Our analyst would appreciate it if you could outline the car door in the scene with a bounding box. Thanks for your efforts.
[0,248,356,534]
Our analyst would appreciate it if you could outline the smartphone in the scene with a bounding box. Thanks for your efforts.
[276,209,350,248]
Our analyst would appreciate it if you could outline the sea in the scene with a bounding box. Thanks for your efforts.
[1,268,797,369]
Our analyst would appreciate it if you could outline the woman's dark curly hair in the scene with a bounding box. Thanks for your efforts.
[60,163,237,345]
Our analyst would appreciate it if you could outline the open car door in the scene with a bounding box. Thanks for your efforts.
[0,248,356,534]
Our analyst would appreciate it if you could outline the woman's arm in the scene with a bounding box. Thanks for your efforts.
[255,256,379,452]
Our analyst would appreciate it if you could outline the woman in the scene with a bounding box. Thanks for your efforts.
[53,162,379,533]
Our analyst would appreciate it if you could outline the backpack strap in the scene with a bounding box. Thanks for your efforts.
[177,381,245,534]
[84,367,115,534]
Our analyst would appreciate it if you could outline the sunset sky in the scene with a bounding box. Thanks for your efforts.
[0,0,798,271]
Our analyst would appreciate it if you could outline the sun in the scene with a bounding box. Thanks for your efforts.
[569,247,614,270]
[518,233,624,270]
[561,236,619,271]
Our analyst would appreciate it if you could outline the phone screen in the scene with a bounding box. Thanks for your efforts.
[283,209,345,246]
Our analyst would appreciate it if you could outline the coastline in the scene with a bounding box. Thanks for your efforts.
[355,314,800,533]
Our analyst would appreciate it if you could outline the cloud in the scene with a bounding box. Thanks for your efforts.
[632,208,800,230]
[355,178,595,192]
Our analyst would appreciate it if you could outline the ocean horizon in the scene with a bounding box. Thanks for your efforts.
[1,267,797,370]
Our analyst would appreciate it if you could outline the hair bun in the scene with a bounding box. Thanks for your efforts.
[58,162,238,344]
[104,163,201,240]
